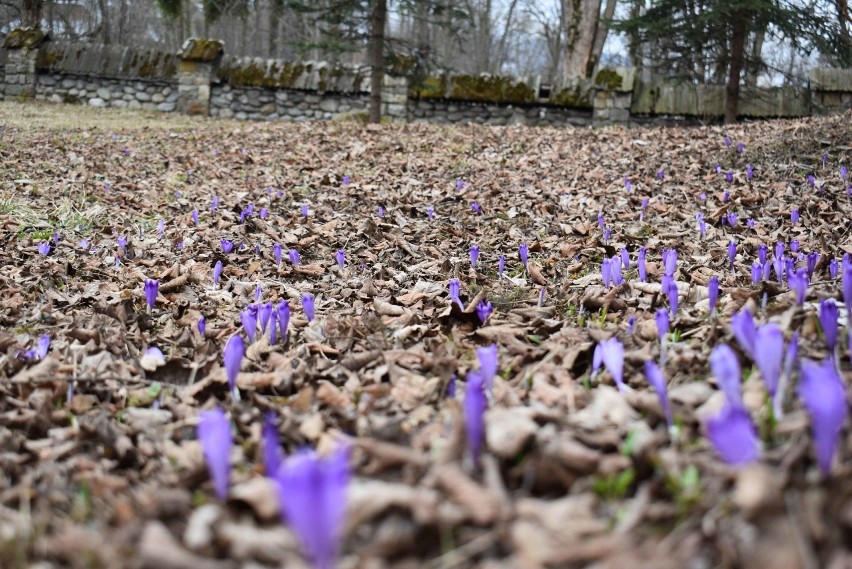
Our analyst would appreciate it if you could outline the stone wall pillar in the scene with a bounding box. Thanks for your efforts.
[176,38,224,116]
[808,68,852,115]
[3,29,49,99]
[592,67,635,126]
[381,75,408,123]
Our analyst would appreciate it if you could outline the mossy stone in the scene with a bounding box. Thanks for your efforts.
[594,68,623,90]
[4,28,48,49]
[549,86,592,108]
[448,75,534,104]
[179,38,224,62]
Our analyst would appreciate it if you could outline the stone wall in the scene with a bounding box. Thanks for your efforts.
[407,99,593,127]
[3,32,852,126]
[34,73,177,111]
[209,84,370,120]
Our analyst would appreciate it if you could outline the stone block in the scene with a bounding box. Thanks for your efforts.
[88,97,106,107]
[128,100,141,110]
[319,98,339,112]
[157,102,176,112]
[136,92,151,102]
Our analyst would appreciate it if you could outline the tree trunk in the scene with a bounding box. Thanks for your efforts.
[269,0,283,58]
[835,0,852,64]
[368,0,387,124]
[562,0,603,79]
[724,13,748,124]
[745,23,766,87]
[22,0,43,28]
[97,0,111,44]
[588,0,616,76]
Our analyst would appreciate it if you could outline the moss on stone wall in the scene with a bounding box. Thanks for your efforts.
[409,76,446,99]
[35,47,63,68]
[4,28,48,49]
[548,86,592,108]
[447,75,535,104]
[179,39,223,62]
[594,68,623,90]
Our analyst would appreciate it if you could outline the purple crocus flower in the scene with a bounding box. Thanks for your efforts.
[592,343,603,377]
[598,212,605,230]
[807,174,815,188]
[640,198,649,221]
[655,308,669,340]
[611,256,624,286]
[211,195,219,212]
[627,315,635,334]
[723,191,730,203]
[80,238,90,251]
[790,239,799,253]
[538,286,546,307]
[737,142,744,153]
[805,252,820,281]
[302,293,315,322]
[600,337,626,392]
[726,212,737,227]
[714,163,722,174]
[465,371,487,462]
[829,258,838,279]
[255,283,263,301]
[751,262,762,285]
[213,260,223,288]
[448,279,462,308]
[644,361,673,429]
[470,244,479,268]
[38,241,50,255]
[221,239,234,254]
[601,258,612,288]
[696,213,706,238]
[790,270,808,305]
[191,209,199,225]
[624,177,632,192]
[620,247,630,270]
[277,301,291,342]
[708,275,719,314]
[262,412,282,477]
[377,206,385,218]
[241,308,257,343]
[519,243,529,269]
[35,334,50,360]
[260,207,268,219]
[725,171,733,184]
[471,202,482,215]
[223,334,244,399]
[724,135,731,147]
[820,299,839,356]
[707,404,759,466]
[791,209,799,224]
[456,179,465,191]
[747,218,755,229]
[273,243,283,267]
[665,276,679,316]
[746,165,754,181]
[662,248,677,276]
[157,219,165,238]
[144,278,159,312]
[198,316,206,337]
[117,235,127,255]
[336,249,346,268]
[301,204,309,218]
[842,166,848,181]
[637,247,647,282]
[476,300,493,324]
[498,255,505,278]
[657,169,665,180]
[731,308,757,359]
[843,262,852,318]
[342,175,351,185]
[258,302,273,334]
[198,407,232,500]
[477,344,498,390]
[274,445,350,569]
[798,358,847,476]
[754,323,784,398]
[427,207,434,219]
[727,241,736,270]
[603,228,611,243]
[757,244,768,265]
[289,249,301,267]
[447,374,457,398]
[711,344,742,407]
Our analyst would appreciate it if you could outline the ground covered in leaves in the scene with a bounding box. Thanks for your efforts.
[2,101,852,569]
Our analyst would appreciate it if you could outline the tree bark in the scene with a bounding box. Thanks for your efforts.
[368,0,387,124]
[22,0,43,28]
[724,12,748,124]
[588,0,616,76]
[562,0,603,79]
[97,0,111,44]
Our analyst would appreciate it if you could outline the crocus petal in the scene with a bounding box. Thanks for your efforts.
[198,408,232,500]
[820,299,839,354]
[798,358,848,475]
[262,412,283,477]
[600,337,625,392]
[707,404,760,466]
[753,324,785,397]
[275,445,349,569]
[476,344,498,389]
[710,344,742,407]
[644,361,672,428]
[223,335,244,392]
[35,334,50,360]
[731,308,756,359]
[465,371,488,461]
